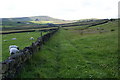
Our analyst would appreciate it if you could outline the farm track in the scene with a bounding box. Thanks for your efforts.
[16,29,80,78]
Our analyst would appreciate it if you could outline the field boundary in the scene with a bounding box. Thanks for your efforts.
[0,29,58,79]
[0,28,58,34]
[61,20,109,28]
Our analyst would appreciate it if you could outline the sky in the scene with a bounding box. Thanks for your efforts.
[0,0,119,20]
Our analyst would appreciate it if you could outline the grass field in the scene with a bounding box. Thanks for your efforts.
[16,21,118,78]
[1,31,48,62]
[2,20,66,29]
[30,21,54,24]
[2,21,49,28]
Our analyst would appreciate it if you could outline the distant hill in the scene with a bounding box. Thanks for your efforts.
[2,16,69,22]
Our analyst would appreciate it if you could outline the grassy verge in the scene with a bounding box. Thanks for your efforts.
[16,21,118,78]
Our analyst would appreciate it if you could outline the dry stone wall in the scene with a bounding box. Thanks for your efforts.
[0,29,58,79]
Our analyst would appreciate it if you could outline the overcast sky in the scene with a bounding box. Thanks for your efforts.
[0,0,119,20]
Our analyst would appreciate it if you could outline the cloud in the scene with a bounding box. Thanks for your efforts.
[0,0,119,20]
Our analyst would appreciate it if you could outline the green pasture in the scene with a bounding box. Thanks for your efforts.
[2,21,31,27]
[1,31,48,62]
[30,21,69,24]
[2,20,56,28]
[30,21,54,24]
[16,21,118,78]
